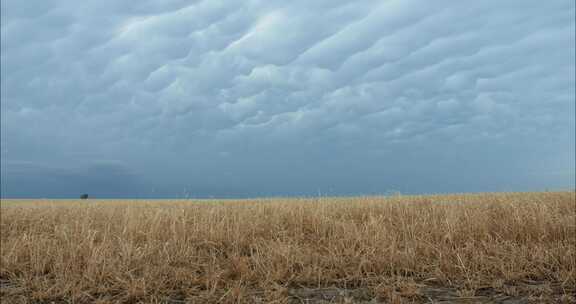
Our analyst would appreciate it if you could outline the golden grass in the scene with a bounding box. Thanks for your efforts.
[1,192,575,303]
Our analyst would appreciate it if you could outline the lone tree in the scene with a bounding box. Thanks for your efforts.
[80,194,89,199]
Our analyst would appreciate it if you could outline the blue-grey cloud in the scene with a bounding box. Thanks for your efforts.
[1,0,574,197]
[0,160,145,198]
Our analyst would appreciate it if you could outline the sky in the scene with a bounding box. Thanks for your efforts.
[1,0,575,198]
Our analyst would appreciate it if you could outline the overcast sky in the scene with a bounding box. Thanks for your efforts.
[1,0,574,198]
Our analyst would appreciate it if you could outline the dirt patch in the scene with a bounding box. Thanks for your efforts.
[287,287,373,303]
[282,281,575,304]
[1,279,574,303]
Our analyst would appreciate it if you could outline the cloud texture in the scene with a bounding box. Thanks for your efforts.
[1,0,574,197]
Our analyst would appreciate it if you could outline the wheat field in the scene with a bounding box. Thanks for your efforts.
[1,192,575,303]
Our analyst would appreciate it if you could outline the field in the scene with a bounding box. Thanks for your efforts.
[1,192,575,303]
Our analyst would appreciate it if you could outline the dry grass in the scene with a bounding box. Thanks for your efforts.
[1,192,575,303]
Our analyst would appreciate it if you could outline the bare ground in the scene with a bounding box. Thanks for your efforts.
[281,281,575,304]
[3,279,574,303]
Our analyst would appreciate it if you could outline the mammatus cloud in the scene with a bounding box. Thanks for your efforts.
[1,0,574,197]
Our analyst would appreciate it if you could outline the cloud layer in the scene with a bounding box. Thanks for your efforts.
[1,0,574,197]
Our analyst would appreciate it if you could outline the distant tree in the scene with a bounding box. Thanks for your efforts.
[80,194,89,199]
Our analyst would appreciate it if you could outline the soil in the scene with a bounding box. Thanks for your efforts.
[2,279,574,303]
[282,283,574,303]
[258,280,574,304]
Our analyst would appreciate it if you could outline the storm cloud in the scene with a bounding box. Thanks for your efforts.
[1,0,574,198]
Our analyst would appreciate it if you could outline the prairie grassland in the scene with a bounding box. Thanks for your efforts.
[1,192,575,303]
